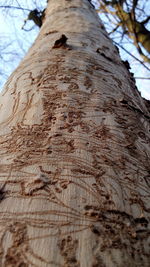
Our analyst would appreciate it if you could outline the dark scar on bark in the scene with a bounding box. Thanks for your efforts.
[52,34,68,49]
[122,60,131,71]
[96,49,114,63]
[0,184,6,202]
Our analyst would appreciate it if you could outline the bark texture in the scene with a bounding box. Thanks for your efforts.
[0,0,150,266]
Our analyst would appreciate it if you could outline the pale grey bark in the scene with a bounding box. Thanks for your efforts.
[0,0,149,266]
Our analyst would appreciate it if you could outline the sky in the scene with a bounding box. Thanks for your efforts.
[0,0,150,99]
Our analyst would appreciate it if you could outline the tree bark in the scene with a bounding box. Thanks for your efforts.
[0,0,149,266]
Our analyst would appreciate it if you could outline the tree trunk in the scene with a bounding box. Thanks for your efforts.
[0,0,149,266]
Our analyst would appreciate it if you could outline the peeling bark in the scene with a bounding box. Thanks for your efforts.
[0,0,149,266]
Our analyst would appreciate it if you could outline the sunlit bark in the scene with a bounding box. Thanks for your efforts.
[0,0,149,266]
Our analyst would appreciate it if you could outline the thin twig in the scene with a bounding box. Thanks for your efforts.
[0,6,31,11]
[114,41,150,72]
[134,77,150,79]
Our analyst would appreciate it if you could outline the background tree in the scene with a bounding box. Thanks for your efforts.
[98,0,150,62]
[96,0,150,99]
[0,0,150,265]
